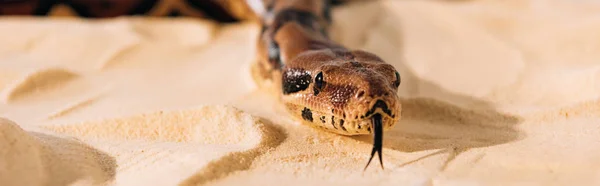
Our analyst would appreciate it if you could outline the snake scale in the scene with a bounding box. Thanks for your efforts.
[245,0,402,170]
[0,0,402,171]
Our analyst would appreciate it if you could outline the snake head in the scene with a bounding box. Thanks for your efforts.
[281,49,402,170]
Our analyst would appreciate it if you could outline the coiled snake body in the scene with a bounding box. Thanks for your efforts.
[246,0,402,170]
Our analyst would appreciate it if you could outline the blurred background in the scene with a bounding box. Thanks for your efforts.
[0,0,358,21]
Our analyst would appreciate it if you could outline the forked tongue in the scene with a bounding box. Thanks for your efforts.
[363,113,384,171]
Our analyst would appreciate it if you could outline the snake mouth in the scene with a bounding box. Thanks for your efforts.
[363,113,384,171]
[364,100,395,118]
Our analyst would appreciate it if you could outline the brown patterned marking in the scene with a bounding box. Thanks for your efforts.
[324,83,357,110]
[365,72,395,98]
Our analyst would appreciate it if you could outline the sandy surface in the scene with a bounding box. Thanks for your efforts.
[1,0,600,185]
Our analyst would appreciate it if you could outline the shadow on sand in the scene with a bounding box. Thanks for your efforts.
[339,0,525,170]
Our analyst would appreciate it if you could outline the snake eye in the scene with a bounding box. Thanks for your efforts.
[394,71,401,88]
[314,72,324,95]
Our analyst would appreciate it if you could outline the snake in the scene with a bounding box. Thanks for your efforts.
[244,0,402,170]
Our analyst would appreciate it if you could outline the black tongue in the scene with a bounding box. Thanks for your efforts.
[363,113,384,171]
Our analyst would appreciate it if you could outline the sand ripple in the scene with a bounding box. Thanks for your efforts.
[45,105,285,186]
[0,67,78,104]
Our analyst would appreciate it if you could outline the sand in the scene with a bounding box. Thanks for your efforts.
[1,0,600,185]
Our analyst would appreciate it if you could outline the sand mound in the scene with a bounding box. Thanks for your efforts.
[45,105,285,185]
[0,118,115,186]
[47,105,265,144]
[0,67,78,104]
[0,118,46,186]
[32,133,116,186]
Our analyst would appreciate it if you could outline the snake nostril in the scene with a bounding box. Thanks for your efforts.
[356,90,365,98]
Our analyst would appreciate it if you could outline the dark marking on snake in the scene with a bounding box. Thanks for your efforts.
[320,116,326,123]
[350,61,362,68]
[261,24,268,33]
[302,107,313,122]
[364,100,393,117]
[331,116,337,129]
[282,68,312,94]
[267,40,282,69]
[339,119,347,131]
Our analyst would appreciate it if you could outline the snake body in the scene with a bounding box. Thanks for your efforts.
[245,0,402,170]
